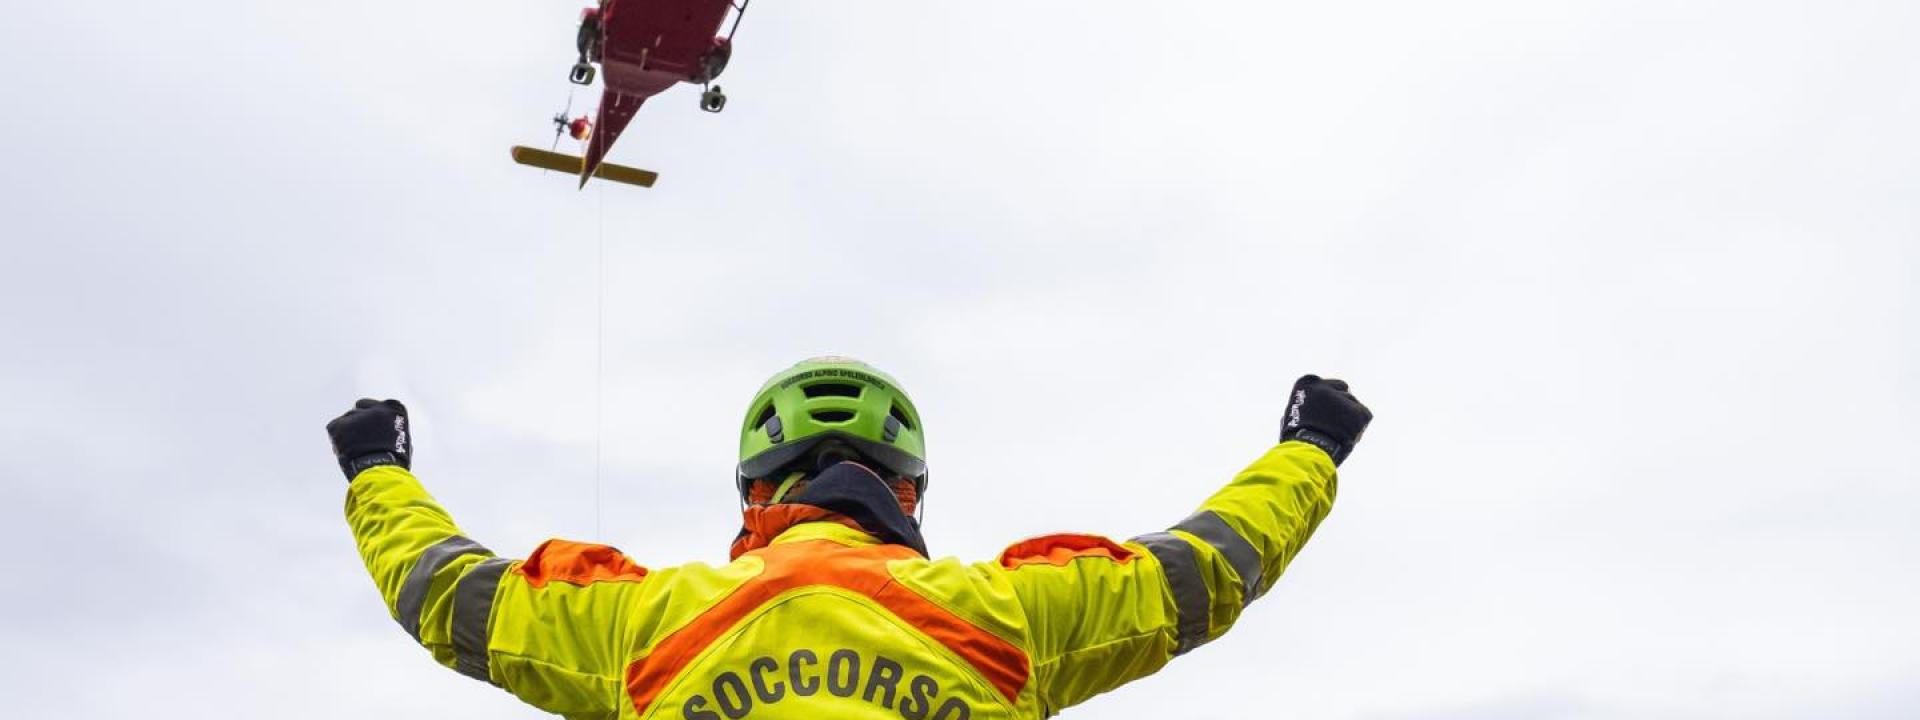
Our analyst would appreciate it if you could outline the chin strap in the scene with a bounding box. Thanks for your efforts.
[769,471,807,504]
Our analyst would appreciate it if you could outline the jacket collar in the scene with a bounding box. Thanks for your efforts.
[730,461,928,560]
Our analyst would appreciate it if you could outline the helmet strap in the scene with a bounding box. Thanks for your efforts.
[769,470,808,504]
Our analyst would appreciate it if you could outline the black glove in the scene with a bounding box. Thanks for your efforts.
[326,398,412,481]
[1281,375,1372,466]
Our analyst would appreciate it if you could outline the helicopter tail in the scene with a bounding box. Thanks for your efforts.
[581,90,646,188]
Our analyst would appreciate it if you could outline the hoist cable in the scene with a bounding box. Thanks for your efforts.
[593,185,606,539]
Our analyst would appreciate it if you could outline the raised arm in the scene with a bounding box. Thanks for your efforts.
[330,399,650,720]
[994,376,1371,713]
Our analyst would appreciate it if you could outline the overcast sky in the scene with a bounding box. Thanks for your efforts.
[2,1,1915,718]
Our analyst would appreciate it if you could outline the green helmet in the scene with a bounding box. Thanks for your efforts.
[736,356,927,497]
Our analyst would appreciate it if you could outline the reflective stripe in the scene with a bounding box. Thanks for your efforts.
[397,536,491,642]
[1133,532,1210,655]
[452,557,513,685]
[1174,511,1266,604]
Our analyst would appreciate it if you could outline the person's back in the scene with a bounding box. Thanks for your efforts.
[632,519,1022,720]
[330,358,1373,719]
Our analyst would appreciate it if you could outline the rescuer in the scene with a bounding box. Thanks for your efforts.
[329,357,1372,719]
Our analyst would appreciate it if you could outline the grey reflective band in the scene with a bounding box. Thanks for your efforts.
[1174,511,1266,604]
[1289,430,1346,464]
[1133,532,1211,655]
[452,557,513,685]
[398,536,492,642]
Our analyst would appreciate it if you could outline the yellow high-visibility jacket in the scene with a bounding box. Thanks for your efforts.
[345,442,1337,719]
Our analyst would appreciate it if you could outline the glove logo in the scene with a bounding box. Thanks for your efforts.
[394,415,409,456]
[1286,389,1306,430]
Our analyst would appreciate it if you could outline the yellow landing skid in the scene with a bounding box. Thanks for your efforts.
[510,146,659,188]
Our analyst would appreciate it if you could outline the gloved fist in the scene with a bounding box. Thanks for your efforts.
[325,398,412,481]
[1281,375,1372,466]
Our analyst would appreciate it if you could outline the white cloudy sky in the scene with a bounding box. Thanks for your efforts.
[2,1,1915,718]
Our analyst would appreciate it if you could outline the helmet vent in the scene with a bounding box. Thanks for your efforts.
[810,409,856,423]
[802,383,863,399]
[889,404,915,430]
[750,404,776,430]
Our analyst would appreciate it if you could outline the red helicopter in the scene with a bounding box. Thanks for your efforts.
[510,0,750,188]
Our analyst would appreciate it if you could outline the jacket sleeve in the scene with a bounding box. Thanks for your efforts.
[345,466,651,720]
[997,441,1338,714]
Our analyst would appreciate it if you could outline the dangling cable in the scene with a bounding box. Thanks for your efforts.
[593,184,606,539]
